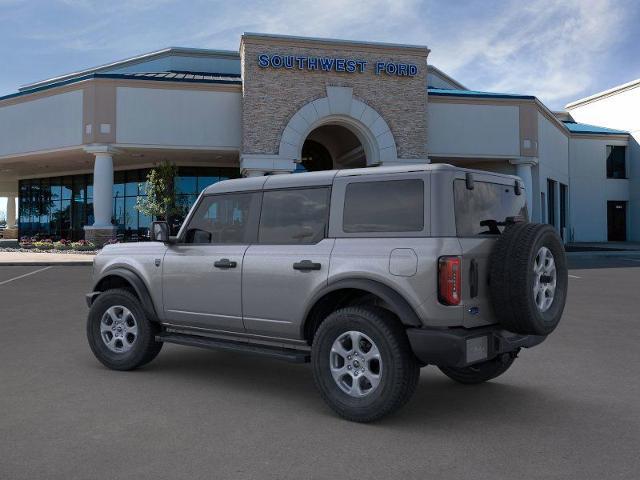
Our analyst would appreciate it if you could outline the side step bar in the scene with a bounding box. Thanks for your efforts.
[156,332,311,364]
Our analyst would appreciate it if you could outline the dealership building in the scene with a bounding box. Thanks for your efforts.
[0,33,636,244]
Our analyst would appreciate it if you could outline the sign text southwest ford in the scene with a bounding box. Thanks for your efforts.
[257,54,418,77]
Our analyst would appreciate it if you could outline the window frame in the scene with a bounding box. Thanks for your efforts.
[176,191,262,245]
[257,186,331,245]
[330,173,430,238]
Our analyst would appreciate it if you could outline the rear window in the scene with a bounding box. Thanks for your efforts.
[343,179,424,233]
[454,180,527,236]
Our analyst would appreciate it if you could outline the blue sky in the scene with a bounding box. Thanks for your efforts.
[1,0,639,109]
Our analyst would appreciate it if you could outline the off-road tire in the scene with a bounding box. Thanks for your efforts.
[87,288,163,371]
[439,352,517,384]
[312,306,420,423]
[490,223,568,335]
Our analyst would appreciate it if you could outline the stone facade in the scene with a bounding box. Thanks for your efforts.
[240,34,429,161]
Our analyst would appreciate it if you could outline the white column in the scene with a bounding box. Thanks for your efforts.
[510,158,537,221]
[91,151,115,227]
[6,195,16,228]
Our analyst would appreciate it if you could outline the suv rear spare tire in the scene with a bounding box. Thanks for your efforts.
[489,223,568,335]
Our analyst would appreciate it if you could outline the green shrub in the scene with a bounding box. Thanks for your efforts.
[71,240,96,251]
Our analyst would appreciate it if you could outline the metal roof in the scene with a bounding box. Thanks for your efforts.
[19,47,240,92]
[428,87,535,100]
[0,71,241,103]
[562,121,628,135]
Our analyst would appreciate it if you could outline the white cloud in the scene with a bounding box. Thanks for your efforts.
[426,0,628,107]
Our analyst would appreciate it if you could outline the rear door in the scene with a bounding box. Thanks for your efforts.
[453,175,528,328]
[242,187,333,340]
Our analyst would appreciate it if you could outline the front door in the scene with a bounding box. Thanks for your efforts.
[162,192,260,332]
[607,201,627,241]
[242,187,332,340]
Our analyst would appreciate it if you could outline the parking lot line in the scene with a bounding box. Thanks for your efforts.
[568,274,581,278]
[0,266,52,286]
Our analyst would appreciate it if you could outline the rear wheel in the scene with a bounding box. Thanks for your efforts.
[439,352,517,384]
[87,288,162,370]
[312,306,419,422]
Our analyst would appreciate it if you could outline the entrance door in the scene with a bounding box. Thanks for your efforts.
[242,187,332,340]
[607,201,627,241]
[162,192,260,332]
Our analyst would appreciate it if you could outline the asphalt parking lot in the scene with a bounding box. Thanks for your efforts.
[1,256,639,479]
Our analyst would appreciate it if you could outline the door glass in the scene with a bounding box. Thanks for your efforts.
[259,188,330,244]
[184,193,259,244]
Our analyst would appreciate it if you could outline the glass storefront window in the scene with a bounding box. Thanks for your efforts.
[18,166,240,240]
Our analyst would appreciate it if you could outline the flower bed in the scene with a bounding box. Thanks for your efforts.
[4,237,99,254]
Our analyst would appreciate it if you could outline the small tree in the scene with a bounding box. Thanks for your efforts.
[135,161,181,222]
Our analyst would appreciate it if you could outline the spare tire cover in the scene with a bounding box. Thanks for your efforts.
[489,223,568,335]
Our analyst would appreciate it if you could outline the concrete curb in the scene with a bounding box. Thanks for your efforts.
[567,250,640,257]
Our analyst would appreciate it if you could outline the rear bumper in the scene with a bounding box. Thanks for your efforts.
[406,325,546,368]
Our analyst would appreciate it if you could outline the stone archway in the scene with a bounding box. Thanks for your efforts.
[278,86,398,169]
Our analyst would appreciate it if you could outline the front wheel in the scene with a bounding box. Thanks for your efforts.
[438,352,517,384]
[312,306,420,422]
[87,288,163,371]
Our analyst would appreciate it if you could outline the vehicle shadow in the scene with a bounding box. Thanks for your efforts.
[133,345,593,430]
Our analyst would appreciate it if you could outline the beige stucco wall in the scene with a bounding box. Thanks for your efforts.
[116,86,242,148]
[0,90,83,157]
[240,35,429,160]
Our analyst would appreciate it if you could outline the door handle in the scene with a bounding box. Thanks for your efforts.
[214,258,237,269]
[293,260,321,271]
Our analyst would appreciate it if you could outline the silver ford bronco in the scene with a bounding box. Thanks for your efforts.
[86,164,567,422]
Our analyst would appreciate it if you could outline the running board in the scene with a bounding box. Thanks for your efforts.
[155,332,310,363]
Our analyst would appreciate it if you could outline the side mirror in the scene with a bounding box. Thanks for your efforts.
[151,221,170,243]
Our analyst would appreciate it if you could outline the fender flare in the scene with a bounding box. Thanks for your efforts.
[304,278,423,330]
[91,267,158,321]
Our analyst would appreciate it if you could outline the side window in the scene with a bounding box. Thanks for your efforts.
[343,179,424,233]
[183,192,258,244]
[606,145,626,179]
[453,180,528,236]
[259,188,330,244]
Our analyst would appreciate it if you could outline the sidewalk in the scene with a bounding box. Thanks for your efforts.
[0,251,95,266]
[567,242,640,252]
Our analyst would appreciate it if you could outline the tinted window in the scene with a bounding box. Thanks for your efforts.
[454,180,528,236]
[184,193,258,244]
[259,188,330,244]
[606,145,626,179]
[343,180,424,233]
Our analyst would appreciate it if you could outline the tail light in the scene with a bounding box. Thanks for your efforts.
[438,256,461,306]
